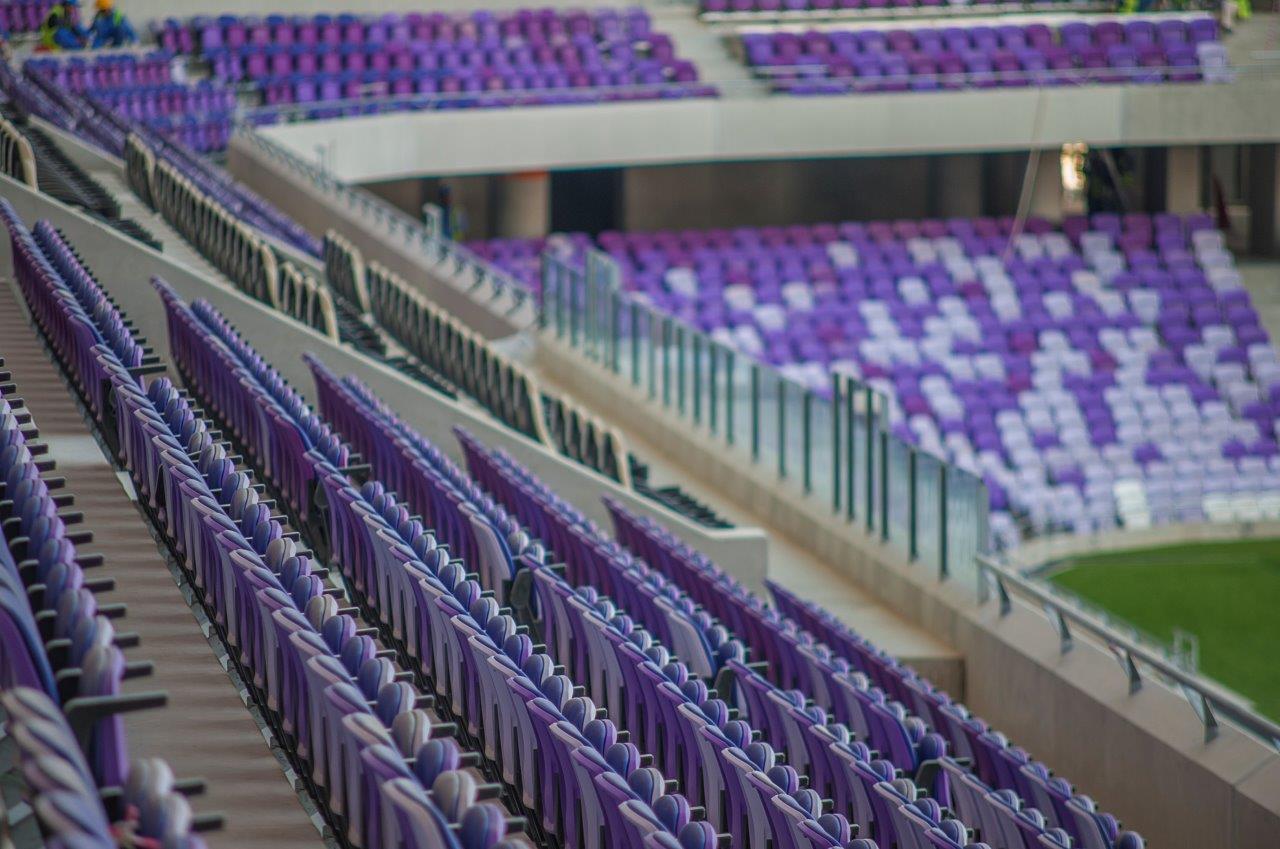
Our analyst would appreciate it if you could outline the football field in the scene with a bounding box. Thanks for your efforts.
[1048,539,1280,721]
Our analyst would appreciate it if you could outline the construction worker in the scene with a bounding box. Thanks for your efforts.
[90,0,136,48]
[38,0,88,51]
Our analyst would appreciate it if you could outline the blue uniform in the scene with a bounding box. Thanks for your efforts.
[90,9,136,48]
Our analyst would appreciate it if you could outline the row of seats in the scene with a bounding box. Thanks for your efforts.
[0,104,165,251]
[741,17,1228,92]
[275,262,340,342]
[605,498,1143,849]
[0,111,36,188]
[25,55,235,155]
[302,331,1144,849]
[324,234,634,488]
[154,7,713,121]
[8,65,320,257]
[158,7,663,53]
[157,285,723,849]
[4,197,545,849]
[27,52,174,94]
[0,0,55,34]
[0,205,220,849]
[702,0,1109,16]
[306,359,868,849]
[136,134,282,306]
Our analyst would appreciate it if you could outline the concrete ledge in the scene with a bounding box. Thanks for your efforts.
[256,75,1280,181]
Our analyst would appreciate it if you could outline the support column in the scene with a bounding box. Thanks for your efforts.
[1027,148,1063,220]
[1247,144,1280,258]
[1165,146,1202,214]
[494,171,550,238]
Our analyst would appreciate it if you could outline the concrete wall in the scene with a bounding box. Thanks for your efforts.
[531,337,1280,849]
[258,78,1280,183]
[0,173,770,592]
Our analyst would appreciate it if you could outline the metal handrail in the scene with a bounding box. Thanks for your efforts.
[976,552,1280,751]
[235,128,533,315]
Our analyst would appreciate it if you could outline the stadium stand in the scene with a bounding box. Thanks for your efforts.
[149,8,715,125]
[699,0,1114,18]
[27,53,236,154]
[737,16,1231,93]
[0,0,54,35]
[471,212,1280,548]
[2,2,1280,847]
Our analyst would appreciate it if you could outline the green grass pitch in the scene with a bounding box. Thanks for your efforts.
[1048,539,1280,721]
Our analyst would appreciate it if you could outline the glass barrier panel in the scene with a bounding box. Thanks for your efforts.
[915,450,943,574]
[886,434,912,559]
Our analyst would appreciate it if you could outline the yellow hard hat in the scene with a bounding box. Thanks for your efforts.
[95,0,113,10]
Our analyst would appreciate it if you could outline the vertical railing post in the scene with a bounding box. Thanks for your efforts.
[880,427,890,543]
[751,363,761,462]
[845,377,855,522]
[677,326,687,416]
[648,307,657,400]
[865,387,875,534]
[692,334,703,426]
[832,373,842,514]
[629,301,640,386]
[538,256,549,330]
[908,447,919,561]
[777,377,787,480]
[610,288,621,375]
[661,317,672,408]
[939,463,950,580]
[802,390,813,494]
[709,343,719,436]
[726,350,736,446]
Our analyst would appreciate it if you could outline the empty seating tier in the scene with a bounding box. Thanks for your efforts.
[472,214,1280,546]
[25,54,236,155]
[739,16,1228,94]
[150,8,715,125]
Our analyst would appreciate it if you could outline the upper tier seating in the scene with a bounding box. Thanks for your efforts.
[471,213,1280,546]
[150,8,715,123]
[0,0,54,35]
[25,53,236,154]
[701,0,1110,16]
[740,16,1229,93]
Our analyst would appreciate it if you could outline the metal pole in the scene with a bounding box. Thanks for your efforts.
[908,447,919,561]
[880,428,890,542]
[778,377,787,480]
[709,344,719,436]
[692,334,703,425]
[803,390,813,494]
[630,302,640,386]
[865,387,875,534]
[832,373,841,513]
[751,364,761,462]
[726,350,736,446]
[845,377,855,521]
[939,463,950,579]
